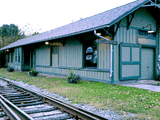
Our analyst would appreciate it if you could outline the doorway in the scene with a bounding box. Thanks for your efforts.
[31,50,36,69]
[141,48,154,80]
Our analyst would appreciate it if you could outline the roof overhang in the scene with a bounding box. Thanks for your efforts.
[2,0,160,51]
[0,25,110,51]
[108,0,150,27]
[142,0,160,8]
[142,0,160,25]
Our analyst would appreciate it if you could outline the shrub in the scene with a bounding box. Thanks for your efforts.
[67,70,81,83]
[7,66,14,72]
[29,69,39,74]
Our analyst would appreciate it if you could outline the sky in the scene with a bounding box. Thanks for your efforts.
[0,0,136,35]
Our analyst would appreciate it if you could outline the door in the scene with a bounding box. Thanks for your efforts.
[51,46,59,67]
[22,48,30,71]
[141,48,154,79]
[31,50,36,69]
[120,44,141,80]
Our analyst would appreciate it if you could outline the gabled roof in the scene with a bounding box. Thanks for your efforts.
[0,0,149,50]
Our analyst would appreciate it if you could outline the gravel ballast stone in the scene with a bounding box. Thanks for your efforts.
[0,77,135,119]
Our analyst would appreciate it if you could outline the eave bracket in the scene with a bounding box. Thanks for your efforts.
[59,40,65,47]
[113,20,121,38]
[127,11,136,30]
[142,0,160,8]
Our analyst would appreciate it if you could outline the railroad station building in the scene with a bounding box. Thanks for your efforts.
[1,0,160,84]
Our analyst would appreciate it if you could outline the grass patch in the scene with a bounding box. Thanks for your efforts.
[0,68,160,119]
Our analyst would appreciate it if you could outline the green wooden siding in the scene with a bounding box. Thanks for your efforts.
[35,38,110,82]
[121,8,156,32]
[36,66,110,81]
[114,27,137,81]
[27,7,158,82]
[13,47,22,70]
[36,45,50,66]
[120,44,141,80]
[122,65,140,78]
[7,51,14,68]
[35,39,83,68]
[5,6,159,83]
[138,37,156,46]
[114,7,157,81]
[59,39,82,68]
[115,27,137,44]
[98,44,110,69]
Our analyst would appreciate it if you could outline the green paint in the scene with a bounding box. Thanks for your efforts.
[50,47,52,66]
[120,43,141,80]
[141,48,154,80]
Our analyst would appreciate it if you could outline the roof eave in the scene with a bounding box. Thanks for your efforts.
[108,0,150,27]
[0,0,150,51]
[0,24,110,51]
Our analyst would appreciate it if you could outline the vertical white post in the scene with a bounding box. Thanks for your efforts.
[110,44,113,78]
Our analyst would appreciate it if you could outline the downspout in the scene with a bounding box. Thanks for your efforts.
[94,30,110,41]
[94,30,113,78]
[110,44,113,78]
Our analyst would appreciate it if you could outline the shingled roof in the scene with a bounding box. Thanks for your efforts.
[0,0,149,50]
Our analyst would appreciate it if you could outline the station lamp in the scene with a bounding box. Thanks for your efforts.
[97,33,101,36]
[143,24,154,33]
[45,41,49,45]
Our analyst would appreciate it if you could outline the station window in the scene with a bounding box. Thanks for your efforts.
[84,40,97,68]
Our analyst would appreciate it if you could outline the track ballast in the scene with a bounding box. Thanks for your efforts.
[0,77,108,120]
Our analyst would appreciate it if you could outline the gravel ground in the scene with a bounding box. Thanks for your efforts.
[0,77,136,120]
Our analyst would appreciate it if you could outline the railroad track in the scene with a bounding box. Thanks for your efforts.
[0,77,108,120]
[0,95,21,120]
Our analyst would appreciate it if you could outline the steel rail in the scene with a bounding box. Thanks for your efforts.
[0,94,34,120]
[0,97,21,120]
[2,78,108,120]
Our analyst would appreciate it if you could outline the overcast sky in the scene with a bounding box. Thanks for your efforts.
[0,0,136,35]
